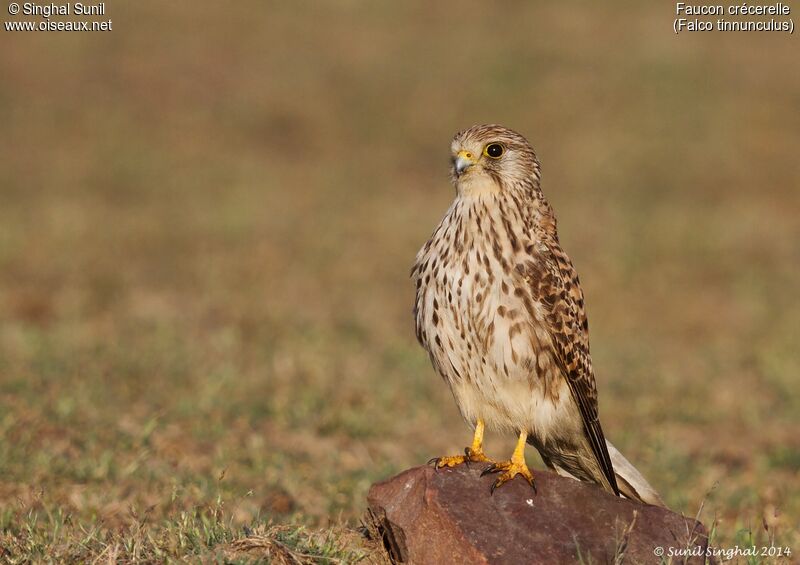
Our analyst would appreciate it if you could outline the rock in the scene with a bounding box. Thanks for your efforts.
[366,465,710,564]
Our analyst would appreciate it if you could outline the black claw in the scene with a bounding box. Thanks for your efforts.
[481,464,498,477]
[490,481,498,495]
[530,481,538,494]
[427,457,440,467]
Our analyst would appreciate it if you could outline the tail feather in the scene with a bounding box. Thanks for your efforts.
[539,439,667,507]
[605,440,666,507]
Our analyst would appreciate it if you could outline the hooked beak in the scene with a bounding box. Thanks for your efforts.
[454,150,477,177]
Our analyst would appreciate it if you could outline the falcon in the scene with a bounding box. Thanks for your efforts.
[412,124,664,505]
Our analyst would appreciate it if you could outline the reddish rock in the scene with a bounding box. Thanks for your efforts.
[366,465,709,564]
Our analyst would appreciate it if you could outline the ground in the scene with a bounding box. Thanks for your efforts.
[0,2,798,562]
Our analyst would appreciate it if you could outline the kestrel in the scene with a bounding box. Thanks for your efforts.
[412,124,664,505]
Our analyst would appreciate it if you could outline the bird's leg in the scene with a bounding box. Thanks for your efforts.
[429,419,493,469]
[481,431,535,493]
[464,418,489,463]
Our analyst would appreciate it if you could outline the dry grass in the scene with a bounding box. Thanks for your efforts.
[1,1,798,562]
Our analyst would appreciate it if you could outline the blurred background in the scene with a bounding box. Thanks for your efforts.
[1,1,798,560]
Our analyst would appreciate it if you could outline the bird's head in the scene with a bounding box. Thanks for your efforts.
[450,124,541,198]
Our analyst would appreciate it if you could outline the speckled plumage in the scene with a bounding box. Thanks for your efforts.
[412,124,622,496]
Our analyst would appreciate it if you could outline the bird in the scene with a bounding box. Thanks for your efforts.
[411,124,664,505]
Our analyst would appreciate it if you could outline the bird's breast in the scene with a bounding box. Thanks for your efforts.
[414,204,553,389]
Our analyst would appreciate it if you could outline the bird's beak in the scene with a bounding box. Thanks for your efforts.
[454,150,477,177]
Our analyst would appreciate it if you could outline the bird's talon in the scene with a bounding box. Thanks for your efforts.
[430,447,493,470]
[481,458,535,493]
[465,447,490,462]
[430,454,465,469]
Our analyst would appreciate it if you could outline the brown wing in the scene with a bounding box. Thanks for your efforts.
[519,241,620,495]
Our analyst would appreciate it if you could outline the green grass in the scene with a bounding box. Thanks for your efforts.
[0,500,378,563]
[1,1,798,562]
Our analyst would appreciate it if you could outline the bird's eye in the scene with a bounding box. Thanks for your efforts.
[484,143,504,158]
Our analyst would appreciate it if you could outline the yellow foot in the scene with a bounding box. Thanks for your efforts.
[428,447,492,469]
[481,459,536,494]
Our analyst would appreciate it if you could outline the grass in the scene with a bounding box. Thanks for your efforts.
[0,499,381,563]
[1,1,798,562]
